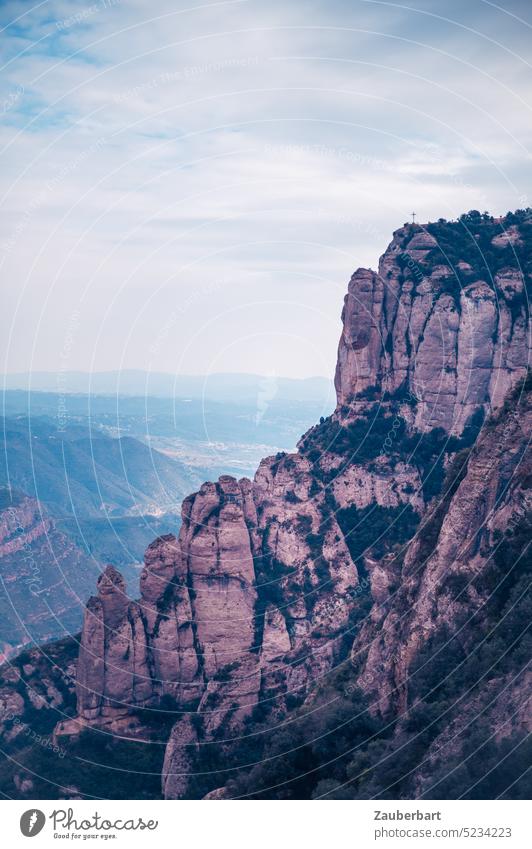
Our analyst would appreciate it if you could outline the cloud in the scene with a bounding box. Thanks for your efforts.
[1,0,530,378]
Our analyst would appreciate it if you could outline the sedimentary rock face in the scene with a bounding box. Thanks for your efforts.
[61,214,531,798]
[354,386,532,717]
[334,223,530,434]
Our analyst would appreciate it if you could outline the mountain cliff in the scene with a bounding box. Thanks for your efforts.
[1,210,530,800]
[334,219,528,433]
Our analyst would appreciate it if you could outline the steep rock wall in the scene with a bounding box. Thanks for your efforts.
[57,213,531,798]
[335,223,529,433]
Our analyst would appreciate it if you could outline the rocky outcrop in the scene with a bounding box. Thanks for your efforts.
[47,211,531,800]
[179,476,257,676]
[65,477,261,735]
[335,221,530,434]
[69,454,364,782]
[73,565,152,729]
[354,382,531,716]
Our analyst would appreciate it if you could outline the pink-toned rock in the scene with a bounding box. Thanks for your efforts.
[161,715,198,800]
[56,214,532,800]
[355,388,531,715]
[491,225,523,248]
[333,223,530,433]
[262,605,291,661]
[335,268,385,404]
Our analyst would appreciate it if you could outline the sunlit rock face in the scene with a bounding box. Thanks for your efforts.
[354,385,531,717]
[55,213,531,798]
[334,222,529,434]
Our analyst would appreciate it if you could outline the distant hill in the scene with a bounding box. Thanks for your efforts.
[0,416,204,518]
[0,489,99,659]
[1,387,336,472]
[0,487,176,660]
[3,370,334,405]
[0,417,193,610]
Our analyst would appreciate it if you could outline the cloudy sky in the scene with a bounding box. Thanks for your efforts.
[1,0,531,380]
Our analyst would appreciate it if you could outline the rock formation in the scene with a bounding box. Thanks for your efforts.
[354,382,532,716]
[5,210,529,800]
[335,222,529,433]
